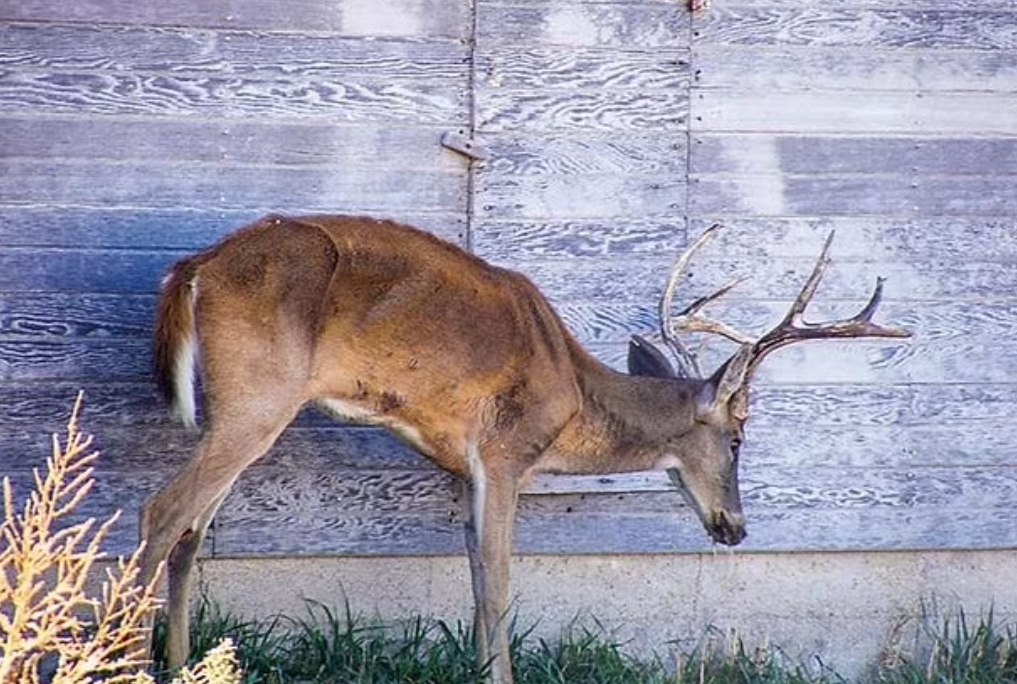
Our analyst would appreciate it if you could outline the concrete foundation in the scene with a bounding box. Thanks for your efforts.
[195,549,1017,679]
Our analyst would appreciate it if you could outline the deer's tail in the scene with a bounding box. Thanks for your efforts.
[153,260,200,428]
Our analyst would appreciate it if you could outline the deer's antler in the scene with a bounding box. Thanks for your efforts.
[659,223,754,377]
[745,230,910,378]
[660,225,911,408]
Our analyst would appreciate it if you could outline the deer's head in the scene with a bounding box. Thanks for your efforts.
[629,225,909,547]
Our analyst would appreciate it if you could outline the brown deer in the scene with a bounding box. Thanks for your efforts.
[141,215,908,682]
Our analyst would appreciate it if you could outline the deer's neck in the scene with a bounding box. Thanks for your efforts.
[538,347,698,475]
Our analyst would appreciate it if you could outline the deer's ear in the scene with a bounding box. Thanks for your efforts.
[628,335,676,379]
[698,344,753,414]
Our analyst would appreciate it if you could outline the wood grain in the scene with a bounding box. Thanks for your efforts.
[693,89,1017,135]
[5,380,1012,434]
[692,134,1017,177]
[693,45,1017,93]
[481,132,687,177]
[694,7,1017,50]
[478,90,689,131]
[690,175,1017,217]
[0,116,462,173]
[475,175,685,219]
[3,0,1015,563]
[709,0,1015,10]
[497,256,1012,304]
[0,207,467,250]
[0,70,463,123]
[472,219,685,259]
[0,24,468,82]
[477,4,689,48]
[0,161,465,213]
[477,47,689,90]
[4,0,469,37]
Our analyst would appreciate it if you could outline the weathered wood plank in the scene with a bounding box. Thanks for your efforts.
[476,47,689,90]
[692,135,1017,176]
[0,70,464,123]
[709,0,1016,10]
[0,249,179,295]
[4,381,1015,432]
[3,0,469,37]
[693,89,1017,135]
[472,219,684,259]
[0,117,461,173]
[206,463,1017,557]
[685,216,1017,261]
[0,207,467,250]
[481,132,687,177]
[475,216,1017,261]
[0,469,167,556]
[0,24,467,82]
[508,257,1014,304]
[510,507,1017,555]
[8,415,1016,489]
[690,174,1017,217]
[583,338,1008,386]
[0,339,152,381]
[477,4,690,48]
[0,161,465,213]
[478,90,688,131]
[0,293,154,337]
[694,8,1017,50]
[8,426,1017,555]
[475,176,685,219]
[555,298,1015,348]
[0,243,1008,344]
[0,310,1007,385]
[693,45,1017,93]
[3,245,1006,301]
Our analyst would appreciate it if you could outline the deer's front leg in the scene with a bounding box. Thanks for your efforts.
[463,464,520,684]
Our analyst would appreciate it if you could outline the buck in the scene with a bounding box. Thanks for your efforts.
[140,215,908,682]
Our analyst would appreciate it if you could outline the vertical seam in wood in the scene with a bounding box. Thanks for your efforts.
[683,8,696,247]
[464,0,479,253]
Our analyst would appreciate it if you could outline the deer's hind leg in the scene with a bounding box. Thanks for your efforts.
[139,388,304,667]
[141,327,313,666]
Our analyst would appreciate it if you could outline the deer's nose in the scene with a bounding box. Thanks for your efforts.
[708,511,746,546]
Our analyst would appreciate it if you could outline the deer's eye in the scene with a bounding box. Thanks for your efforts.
[730,436,742,459]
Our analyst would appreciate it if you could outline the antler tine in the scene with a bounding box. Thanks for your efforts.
[748,230,911,374]
[659,224,756,377]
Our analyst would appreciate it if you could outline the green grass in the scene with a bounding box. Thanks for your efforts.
[152,600,1017,684]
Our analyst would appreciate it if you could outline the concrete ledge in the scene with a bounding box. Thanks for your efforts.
[195,550,1017,678]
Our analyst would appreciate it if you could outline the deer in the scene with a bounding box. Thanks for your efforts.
[140,214,908,682]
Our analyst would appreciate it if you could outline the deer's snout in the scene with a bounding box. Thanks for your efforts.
[706,511,746,546]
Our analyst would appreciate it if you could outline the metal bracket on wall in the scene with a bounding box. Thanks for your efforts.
[441,129,489,161]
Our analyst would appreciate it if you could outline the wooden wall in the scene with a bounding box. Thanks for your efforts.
[1,0,1016,559]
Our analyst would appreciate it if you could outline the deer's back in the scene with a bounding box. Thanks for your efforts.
[187,214,583,471]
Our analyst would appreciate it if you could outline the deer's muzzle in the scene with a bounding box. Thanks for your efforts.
[706,511,746,546]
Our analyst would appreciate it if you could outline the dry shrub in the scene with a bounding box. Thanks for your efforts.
[0,393,240,684]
